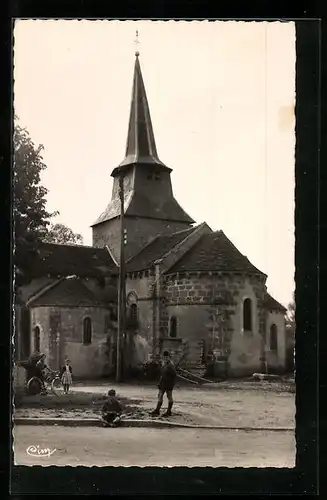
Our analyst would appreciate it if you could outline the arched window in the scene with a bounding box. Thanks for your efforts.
[243,298,252,331]
[34,326,40,353]
[83,317,92,345]
[130,303,138,327]
[270,324,278,351]
[169,316,177,338]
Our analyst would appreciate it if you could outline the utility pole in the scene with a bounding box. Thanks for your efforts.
[116,174,126,382]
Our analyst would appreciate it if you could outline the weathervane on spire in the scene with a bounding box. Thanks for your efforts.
[134,30,140,57]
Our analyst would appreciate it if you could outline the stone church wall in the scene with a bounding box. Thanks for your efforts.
[93,216,190,262]
[30,306,112,378]
[163,272,268,376]
[126,275,154,365]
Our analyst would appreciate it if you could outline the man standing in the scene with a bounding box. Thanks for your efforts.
[151,350,177,417]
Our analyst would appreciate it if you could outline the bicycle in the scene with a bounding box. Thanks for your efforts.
[26,367,64,396]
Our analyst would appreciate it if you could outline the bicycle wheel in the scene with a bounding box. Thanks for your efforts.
[27,377,42,395]
[51,377,64,396]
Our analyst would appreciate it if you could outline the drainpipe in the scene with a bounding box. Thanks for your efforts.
[260,308,268,374]
[153,263,161,359]
[116,174,126,382]
[56,331,60,370]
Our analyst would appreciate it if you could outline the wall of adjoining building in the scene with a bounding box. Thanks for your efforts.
[228,276,265,377]
[126,275,154,366]
[265,310,287,372]
[30,306,114,378]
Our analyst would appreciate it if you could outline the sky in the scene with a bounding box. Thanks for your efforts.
[13,20,295,307]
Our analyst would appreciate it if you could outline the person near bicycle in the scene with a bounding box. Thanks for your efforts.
[60,358,73,394]
[35,353,49,394]
[101,389,123,427]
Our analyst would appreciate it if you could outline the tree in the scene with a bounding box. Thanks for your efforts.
[13,121,83,248]
[13,121,58,246]
[43,223,83,245]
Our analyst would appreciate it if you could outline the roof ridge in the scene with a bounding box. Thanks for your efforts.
[125,234,161,265]
[158,223,208,263]
[26,277,66,306]
[40,242,98,250]
[169,225,197,237]
[165,232,206,270]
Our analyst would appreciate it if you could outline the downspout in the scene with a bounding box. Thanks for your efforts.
[260,299,268,374]
[153,263,161,359]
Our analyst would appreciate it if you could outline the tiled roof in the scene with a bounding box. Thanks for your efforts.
[264,293,287,312]
[93,191,194,226]
[29,277,107,307]
[126,193,194,223]
[168,231,266,276]
[19,277,57,304]
[126,226,197,272]
[92,191,134,226]
[15,242,117,280]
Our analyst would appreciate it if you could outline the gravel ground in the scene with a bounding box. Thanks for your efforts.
[14,381,295,429]
[13,425,295,468]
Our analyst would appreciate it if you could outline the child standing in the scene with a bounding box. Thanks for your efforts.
[60,358,73,394]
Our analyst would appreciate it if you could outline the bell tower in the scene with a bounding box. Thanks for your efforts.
[92,41,194,261]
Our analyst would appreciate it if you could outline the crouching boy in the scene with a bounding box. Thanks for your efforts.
[101,389,123,427]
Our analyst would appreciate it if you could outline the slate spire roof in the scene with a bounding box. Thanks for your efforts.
[93,52,194,226]
[112,53,170,177]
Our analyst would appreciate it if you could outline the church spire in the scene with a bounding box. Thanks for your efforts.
[113,34,169,175]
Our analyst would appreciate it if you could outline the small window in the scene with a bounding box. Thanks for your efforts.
[270,324,278,351]
[129,303,138,327]
[83,317,92,345]
[146,172,160,181]
[243,298,252,331]
[169,316,177,338]
[34,326,40,353]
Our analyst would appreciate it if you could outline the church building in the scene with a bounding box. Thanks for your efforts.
[14,49,287,385]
